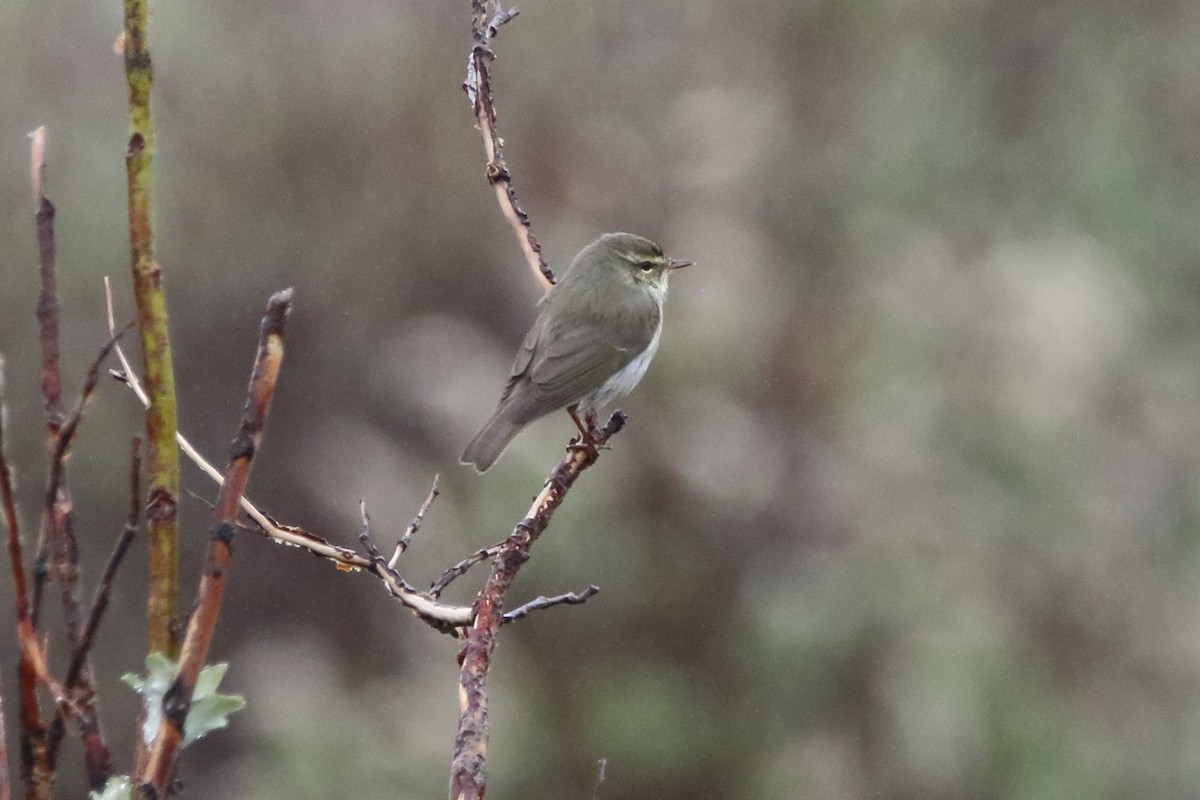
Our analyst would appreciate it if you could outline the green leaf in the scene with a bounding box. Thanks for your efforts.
[123,655,246,748]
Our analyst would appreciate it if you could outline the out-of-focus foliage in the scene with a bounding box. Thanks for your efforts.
[2,1,1200,798]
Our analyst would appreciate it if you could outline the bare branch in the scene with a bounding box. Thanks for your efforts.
[123,0,182,660]
[108,278,476,632]
[141,289,292,797]
[449,411,624,800]
[430,544,502,599]
[32,126,64,437]
[502,585,600,623]
[47,440,140,780]
[465,0,554,291]
[389,475,440,569]
[66,437,142,691]
[31,127,115,788]
[0,358,52,796]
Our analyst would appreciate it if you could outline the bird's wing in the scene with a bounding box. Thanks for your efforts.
[524,327,640,411]
[498,313,546,406]
[524,298,661,411]
[497,287,661,419]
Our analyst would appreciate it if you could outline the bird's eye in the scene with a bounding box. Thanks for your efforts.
[639,261,654,271]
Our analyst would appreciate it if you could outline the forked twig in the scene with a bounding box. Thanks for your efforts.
[48,439,141,772]
[431,544,504,599]
[106,280,477,632]
[31,126,114,788]
[450,412,625,800]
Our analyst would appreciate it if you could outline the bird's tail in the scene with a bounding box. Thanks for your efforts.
[460,410,524,472]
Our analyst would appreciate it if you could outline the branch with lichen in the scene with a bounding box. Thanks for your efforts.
[449,413,624,800]
[123,0,181,660]
[140,289,292,798]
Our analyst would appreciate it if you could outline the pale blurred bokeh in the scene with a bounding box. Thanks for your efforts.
[3,1,1200,798]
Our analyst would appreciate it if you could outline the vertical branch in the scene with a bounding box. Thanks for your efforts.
[449,414,624,800]
[30,126,114,790]
[123,0,182,658]
[139,289,293,799]
[28,126,56,628]
[465,0,555,291]
[45,443,140,789]
[0,360,52,800]
[31,127,64,439]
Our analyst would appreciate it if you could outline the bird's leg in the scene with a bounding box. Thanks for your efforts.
[566,406,599,458]
[567,406,592,441]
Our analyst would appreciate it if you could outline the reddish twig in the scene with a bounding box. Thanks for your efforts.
[140,289,292,798]
[30,128,115,788]
[465,0,554,291]
[449,412,625,800]
[0,358,52,799]
[31,127,64,439]
[29,125,58,631]
[47,439,141,776]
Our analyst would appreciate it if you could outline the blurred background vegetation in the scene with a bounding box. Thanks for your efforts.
[3,0,1200,798]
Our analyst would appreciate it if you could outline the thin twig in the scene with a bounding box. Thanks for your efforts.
[107,278,477,632]
[465,0,554,291]
[430,544,503,599]
[359,500,417,595]
[0,358,52,797]
[388,475,440,569]
[47,440,141,778]
[124,0,181,661]
[32,126,64,437]
[358,500,385,561]
[449,411,625,800]
[38,329,129,788]
[140,289,292,798]
[67,437,142,691]
[30,124,61,633]
[501,585,600,623]
[31,130,115,787]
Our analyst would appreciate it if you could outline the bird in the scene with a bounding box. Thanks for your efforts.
[461,232,691,472]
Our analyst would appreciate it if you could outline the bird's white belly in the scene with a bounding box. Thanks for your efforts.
[579,323,662,412]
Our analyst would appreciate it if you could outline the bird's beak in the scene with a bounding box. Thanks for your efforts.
[668,258,693,270]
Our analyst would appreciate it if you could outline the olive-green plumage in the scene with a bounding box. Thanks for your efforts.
[461,232,691,472]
